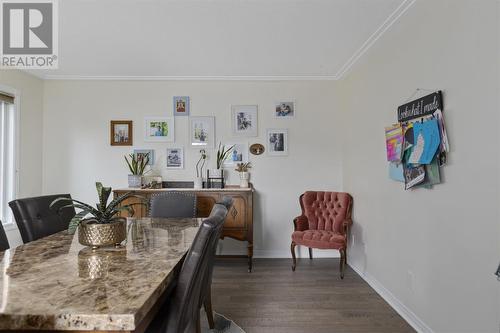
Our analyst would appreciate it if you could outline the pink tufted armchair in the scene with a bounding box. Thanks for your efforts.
[291,191,353,278]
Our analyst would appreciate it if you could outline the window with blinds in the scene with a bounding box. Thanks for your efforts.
[0,92,16,225]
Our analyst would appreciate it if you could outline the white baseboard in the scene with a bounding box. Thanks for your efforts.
[348,263,433,333]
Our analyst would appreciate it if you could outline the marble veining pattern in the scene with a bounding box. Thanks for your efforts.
[0,218,201,331]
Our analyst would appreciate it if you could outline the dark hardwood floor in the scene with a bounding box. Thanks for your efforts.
[211,258,415,333]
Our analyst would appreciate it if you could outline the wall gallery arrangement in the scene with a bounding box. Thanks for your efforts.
[385,91,450,190]
[109,96,294,188]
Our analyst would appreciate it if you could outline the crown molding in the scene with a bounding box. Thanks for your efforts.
[25,0,416,81]
[38,75,339,81]
[334,0,416,79]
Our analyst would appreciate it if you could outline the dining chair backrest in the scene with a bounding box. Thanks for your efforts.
[0,221,9,251]
[165,204,227,333]
[8,194,76,243]
[149,192,197,218]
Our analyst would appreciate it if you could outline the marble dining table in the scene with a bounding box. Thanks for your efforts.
[0,217,202,333]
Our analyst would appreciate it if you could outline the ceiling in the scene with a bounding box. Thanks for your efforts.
[31,0,415,80]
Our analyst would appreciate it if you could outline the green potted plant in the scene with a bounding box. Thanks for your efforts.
[212,142,234,177]
[125,152,150,188]
[50,182,147,249]
[235,162,251,188]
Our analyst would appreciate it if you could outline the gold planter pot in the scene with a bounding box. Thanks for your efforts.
[78,218,127,249]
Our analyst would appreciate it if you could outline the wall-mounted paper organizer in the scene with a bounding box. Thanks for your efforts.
[385,90,450,190]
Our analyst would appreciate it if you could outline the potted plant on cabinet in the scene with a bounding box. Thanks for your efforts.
[50,182,147,249]
[125,152,150,188]
[235,162,251,188]
[194,149,207,189]
[213,142,234,177]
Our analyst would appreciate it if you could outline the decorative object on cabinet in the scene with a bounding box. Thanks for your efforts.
[223,142,249,167]
[267,129,288,156]
[207,169,225,189]
[125,152,150,188]
[249,143,265,155]
[291,191,353,279]
[166,147,184,169]
[195,149,207,189]
[142,175,163,189]
[235,162,251,188]
[232,105,258,137]
[144,116,175,142]
[190,116,215,148]
[50,182,146,243]
[134,149,155,165]
[113,186,255,272]
[110,120,133,146]
[275,101,295,118]
[173,96,190,116]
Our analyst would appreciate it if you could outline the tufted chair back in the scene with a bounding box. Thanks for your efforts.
[300,191,352,234]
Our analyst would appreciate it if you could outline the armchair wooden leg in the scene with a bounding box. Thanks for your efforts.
[339,248,346,279]
[204,288,215,329]
[308,247,313,260]
[291,241,297,271]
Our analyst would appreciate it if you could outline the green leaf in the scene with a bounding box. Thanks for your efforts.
[67,210,89,234]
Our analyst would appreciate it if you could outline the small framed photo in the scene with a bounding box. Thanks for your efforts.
[173,96,190,116]
[275,101,295,118]
[110,120,133,146]
[166,147,184,169]
[190,116,215,149]
[232,105,258,137]
[223,142,249,167]
[134,149,155,165]
[144,117,175,142]
[267,129,288,156]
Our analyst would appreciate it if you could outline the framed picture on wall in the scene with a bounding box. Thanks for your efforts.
[166,147,184,169]
[223,142,249,167]
[231,105,258,137]
[134,149,155,165]
[110,120,133,146]
[190,116,215,149]
[275,101,295,118]
[173,96,190,116]
[144,117,175,142]
[267,129,288,156]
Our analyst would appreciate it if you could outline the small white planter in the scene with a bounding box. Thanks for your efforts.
[128,175,142,188]
[239,172,250,188]
[194,177,203,189]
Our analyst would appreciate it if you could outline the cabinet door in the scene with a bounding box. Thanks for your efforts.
[196,193,218,217]
[223,195,247,229]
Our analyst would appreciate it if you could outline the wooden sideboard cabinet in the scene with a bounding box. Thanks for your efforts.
[113,186,254,271]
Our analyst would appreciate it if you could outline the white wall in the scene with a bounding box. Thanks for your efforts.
[339,1,499,332]
[42,80,343,257]
[0,70,44,247]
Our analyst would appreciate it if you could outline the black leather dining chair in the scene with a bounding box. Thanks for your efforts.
[0,221,10,251]
[202,197,233,328]
[147,203,228,333]
[9,194,76,243]
[149,192,197,218]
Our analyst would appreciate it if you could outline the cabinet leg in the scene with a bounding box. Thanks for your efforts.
[247,243,253,273]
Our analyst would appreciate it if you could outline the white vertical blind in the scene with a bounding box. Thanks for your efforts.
[0,99,16,225]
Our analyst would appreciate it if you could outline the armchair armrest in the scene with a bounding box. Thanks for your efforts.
[293,215,309,231]
[342,218,353,234]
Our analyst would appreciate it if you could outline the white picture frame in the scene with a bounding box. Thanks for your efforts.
[267,129,288,156]
[166,147,184,169]
[144,117,175,142]
[231,105,258,137]
[222,142,249,167]
[190,116,215,149]
[275,101,296,118]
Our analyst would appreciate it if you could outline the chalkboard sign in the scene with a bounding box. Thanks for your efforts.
[397,91,443,122]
